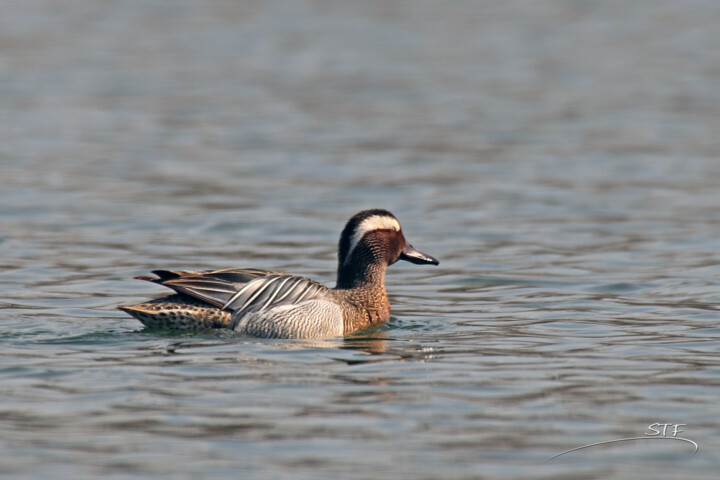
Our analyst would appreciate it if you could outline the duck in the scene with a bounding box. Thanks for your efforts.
[119,209,439,338]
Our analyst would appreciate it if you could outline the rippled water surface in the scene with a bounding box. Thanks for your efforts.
[2,1,720,479]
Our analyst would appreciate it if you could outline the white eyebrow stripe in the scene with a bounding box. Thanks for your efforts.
[343,215,401,265]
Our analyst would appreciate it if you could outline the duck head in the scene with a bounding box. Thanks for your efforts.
[336,209,438,288]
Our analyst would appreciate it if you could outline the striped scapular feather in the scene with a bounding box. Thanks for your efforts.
[140,268,328,314]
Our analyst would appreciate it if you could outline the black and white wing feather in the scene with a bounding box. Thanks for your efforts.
[139,268,329,314]
[220,274,328,314]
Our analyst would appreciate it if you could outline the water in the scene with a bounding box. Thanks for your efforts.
[2,1,720,478]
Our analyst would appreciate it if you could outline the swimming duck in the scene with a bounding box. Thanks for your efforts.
[119,209,439,338]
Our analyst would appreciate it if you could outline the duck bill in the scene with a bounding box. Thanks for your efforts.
[399,244,439,265]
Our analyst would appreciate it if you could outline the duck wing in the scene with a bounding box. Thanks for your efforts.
[137,268,279,308]
[221,273,329,315]
[137,268,329,314]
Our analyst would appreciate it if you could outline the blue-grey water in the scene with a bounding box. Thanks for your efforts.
[2,1,720,479]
